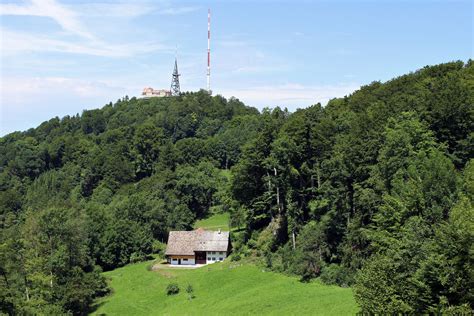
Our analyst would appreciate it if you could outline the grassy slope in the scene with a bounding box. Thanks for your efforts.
[193,213,230,231]
[93,260,358,315]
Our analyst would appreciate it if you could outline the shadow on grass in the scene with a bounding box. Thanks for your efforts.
[231,227,246,233]
[88,301,106,315]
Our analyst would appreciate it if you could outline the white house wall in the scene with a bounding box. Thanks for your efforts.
[170,258,195,265]
[206,251,227,264]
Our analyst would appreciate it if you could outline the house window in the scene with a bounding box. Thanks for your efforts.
[172,259,177,261]
[212,257,216,260]
[219,257,223,261]
[183,259,188,261]
[207,257,211,261]
[211,251,215,255]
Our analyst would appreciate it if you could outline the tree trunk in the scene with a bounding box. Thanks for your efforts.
[50,237,54,289]
[316,163,321,189]
[25,276,30,301]
[274,168,281,214]
[292,230,296,250]
[266,171,271,190]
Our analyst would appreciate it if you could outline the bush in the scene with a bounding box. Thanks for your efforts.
[231,253,241,262]
[130,252,146,263]
[152,240,166,256]
[320,264,353,287]
[432,303,473,315]
[166,283,180,295]
[186,284,193,293]
[186,284,195,300]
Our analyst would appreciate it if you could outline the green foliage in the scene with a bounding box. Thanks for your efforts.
[227,61,473,313]
[0,92,258,314]
[93,260,358,315]
[166,283,180,295]
[186,284,195,300]
[1,62,473,314]
[151,240,167,256]
[186,284,193,294]
[230,253,242,262]
[320,264,352,287]
[354,254,413,313]
[176,161,225,219]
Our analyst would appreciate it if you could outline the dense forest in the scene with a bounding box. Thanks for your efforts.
[1,60,473,314]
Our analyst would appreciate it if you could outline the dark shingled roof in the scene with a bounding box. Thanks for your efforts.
[165,229,230,256]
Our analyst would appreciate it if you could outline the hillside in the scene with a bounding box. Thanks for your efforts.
[92,259,358,315]
[1,61,473,314]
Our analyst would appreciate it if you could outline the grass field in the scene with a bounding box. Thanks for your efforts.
[193,213,230,231]
[92,259,358,315]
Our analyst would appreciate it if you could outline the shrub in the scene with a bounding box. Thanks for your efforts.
[152,240,166,256]
[130,252,146,263]
[186,284,193,294]
[320,264,353,287]
[166,283,180,295]
[432,303,473,315]
[186,284,195,299]
[231,253,241,262]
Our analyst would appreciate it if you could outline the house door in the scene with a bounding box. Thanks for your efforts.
[178,259,181,265]
[195,251,206,264]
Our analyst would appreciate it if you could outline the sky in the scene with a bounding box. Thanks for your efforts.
[0,0,472,135]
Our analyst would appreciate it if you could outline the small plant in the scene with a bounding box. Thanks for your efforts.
[152,240,166,257]
[130,252,146,264]
[231,253,241,262]
[186,284,195,300]
[166,283,180,295]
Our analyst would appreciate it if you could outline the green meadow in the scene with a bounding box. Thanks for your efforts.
[193,213,230,231]
[92,259,358,315]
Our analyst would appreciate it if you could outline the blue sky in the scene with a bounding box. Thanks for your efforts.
[0,0,472,135]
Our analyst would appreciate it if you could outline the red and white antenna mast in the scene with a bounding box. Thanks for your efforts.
[207,8,211,94]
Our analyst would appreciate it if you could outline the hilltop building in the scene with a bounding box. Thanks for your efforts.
[141,87,171,98]
[165,228,230,265]
[140,56,180,98]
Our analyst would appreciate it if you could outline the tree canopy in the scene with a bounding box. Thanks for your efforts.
[1,61,473,314]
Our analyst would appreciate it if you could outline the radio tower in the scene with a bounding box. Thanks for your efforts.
[207,8,211,94]
[170,50,180,96]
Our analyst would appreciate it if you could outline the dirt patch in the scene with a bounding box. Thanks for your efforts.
[156,269,176,278]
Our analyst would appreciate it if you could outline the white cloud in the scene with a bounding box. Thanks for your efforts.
[0,28,166,57]
[0,76,133,135]
[158,6,199,15]
[0,0,95,40]
[0,1,169,57]
[219,83,360,110]
[1,76,125,103]
[73,2,156,18]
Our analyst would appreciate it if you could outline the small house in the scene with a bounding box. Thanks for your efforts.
[165,228,230,265]
[141,87,171,98]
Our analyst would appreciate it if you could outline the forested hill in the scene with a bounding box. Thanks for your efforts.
[1,60,473,314]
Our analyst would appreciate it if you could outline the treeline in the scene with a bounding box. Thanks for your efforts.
[0,91,260,314]
[229,60,474,313]
[0,61,473,314]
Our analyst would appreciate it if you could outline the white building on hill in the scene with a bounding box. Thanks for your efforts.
[141,87,171,98]
[165,228,230,265]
